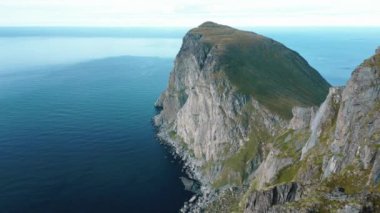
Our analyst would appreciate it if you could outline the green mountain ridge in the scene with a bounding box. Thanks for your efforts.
[188,21,331,118]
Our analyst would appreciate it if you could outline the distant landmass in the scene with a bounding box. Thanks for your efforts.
[155,22,380,212]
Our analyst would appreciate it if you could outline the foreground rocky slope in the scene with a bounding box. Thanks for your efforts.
[154,22,380,212]
[243,47,380,213]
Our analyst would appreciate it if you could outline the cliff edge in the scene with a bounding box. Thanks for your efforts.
[154,22,380,212]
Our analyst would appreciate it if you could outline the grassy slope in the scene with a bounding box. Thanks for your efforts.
[363,49,380,68]
[190,22,330,118]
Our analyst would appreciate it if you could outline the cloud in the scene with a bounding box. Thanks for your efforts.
[0,0,379,26]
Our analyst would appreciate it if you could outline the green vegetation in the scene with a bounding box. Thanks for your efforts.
[271,128,326,186]
[238,179,259,210]
[212,126,270,188]
[221,42,329,119]
[168,130,177,139]
[322,164,370,195]
[168,130,194,156]
[205,188,243,213]
[284,174,379,212]
[212,170,240,189]
[274,129,310,159]
[319,117,337,146]
[362,52,380,68]
[274,163,301,184]
[286,195,350,212]
[368,100,380,118]
[191,22,330,119]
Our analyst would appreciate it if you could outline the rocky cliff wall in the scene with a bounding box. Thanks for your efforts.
[154,22,380,212]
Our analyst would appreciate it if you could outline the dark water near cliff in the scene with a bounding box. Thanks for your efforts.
[0,27,379,212]
[0,56,193,212]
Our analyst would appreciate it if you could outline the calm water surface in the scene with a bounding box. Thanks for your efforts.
[0,56,194,212]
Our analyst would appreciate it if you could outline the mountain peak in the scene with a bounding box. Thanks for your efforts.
[183,22,330,118]
[198,21,223,28]
[188,22,254,48]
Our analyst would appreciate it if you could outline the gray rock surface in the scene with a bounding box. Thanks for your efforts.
[322,49,380,179]
[288,106,317,130]
[244,183,302,213]
[154,22,286,187]
[154,21,380,212]
[254,150,293,188]
[301,86,344,160]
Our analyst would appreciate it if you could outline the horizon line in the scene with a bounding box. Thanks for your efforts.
[1,25,380,28]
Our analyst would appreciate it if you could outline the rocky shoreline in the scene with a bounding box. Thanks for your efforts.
[153,119,215,212]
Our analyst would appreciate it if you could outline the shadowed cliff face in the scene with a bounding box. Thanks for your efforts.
[154,22,380,212]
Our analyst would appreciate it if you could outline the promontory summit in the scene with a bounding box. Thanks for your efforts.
[155,22,380,212]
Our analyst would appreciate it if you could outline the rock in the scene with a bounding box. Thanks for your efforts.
[322,49,380,178]
[154,21,380,212]
[327,187,348,200]
[189,196,197,203]
[244,182,302,213]
[288,106,317,130]
[154,21,328,189]
[337,205,361,213]
[254,150,294,188]
[301,86,344,160]
[180,176,201,194]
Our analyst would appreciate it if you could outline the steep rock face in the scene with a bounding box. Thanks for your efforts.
[244,183,302,213]
[301,87,344,160]
[154,22,331,212]
[154,22,329,177]
[242,48,380,212]
[155,26,278,162]
[288,106,317,130]
[155,21,380,213]
[323,50,380,180]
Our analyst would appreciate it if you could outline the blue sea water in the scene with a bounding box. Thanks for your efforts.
[0,27,379,212]
[0,56,194,213]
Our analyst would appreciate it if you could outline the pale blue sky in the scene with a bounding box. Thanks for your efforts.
[0,0,379,27]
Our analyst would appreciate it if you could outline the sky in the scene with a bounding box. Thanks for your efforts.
[0,0,379,27]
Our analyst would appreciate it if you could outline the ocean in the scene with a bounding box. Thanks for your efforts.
[0,27,379,212]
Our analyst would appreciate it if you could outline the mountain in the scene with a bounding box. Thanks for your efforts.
[154,22,380,212]
[190,22,330,119]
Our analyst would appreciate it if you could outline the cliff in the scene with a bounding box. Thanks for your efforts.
[154,22,380,212]
[242,46,380,213]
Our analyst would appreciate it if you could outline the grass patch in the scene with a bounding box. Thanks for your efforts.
[205,188,243,213]
[362,53,380,68]
[274,129,310,159]
[190,22,330,119]
[220,41,329,119]
[274,163,301,184]
[212,170,241,189]
[168,130,177,139]
[323,164,370,195]
[212,126,270,188]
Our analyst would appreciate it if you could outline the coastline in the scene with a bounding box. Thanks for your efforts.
[152,110,216,212]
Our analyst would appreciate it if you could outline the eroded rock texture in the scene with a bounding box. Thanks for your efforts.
[154,22,380,212]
